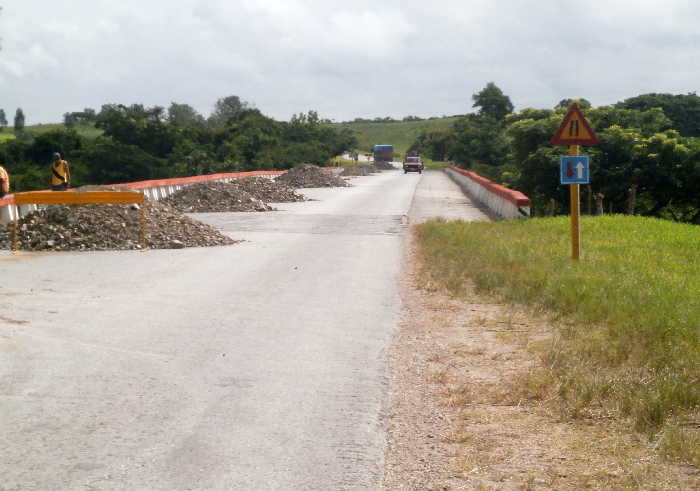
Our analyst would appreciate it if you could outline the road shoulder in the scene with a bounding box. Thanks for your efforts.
[382,227,699,489]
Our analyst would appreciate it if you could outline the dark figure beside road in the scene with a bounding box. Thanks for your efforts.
[0,164,9,198]
[50,152,70,191]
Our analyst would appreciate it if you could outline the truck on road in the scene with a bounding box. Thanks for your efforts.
[373,144,394,163]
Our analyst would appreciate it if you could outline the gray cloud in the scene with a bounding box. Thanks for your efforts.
[0,0,698,124]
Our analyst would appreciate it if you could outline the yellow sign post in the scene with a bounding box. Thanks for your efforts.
[550,104,598,260]
[10,190,147,252]
[568,145,581,260]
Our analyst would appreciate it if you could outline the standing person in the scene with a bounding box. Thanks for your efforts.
[0,164,9,198]
[50,152,70,191]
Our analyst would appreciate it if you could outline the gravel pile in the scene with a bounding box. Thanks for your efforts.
[163,181,273,213]
[340,164,379,176]
[232,176,306,202]
[0,200,236,251]
[276,164,349,188]
[372,161,396,170]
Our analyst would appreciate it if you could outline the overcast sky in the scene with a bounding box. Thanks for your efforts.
[1,0,698,124]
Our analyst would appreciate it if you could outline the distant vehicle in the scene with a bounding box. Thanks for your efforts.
[373,144,394,163]
[403,155,424,174]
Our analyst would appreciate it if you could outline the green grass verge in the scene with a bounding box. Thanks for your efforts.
[418,215,700,465]
[329,156,363,166]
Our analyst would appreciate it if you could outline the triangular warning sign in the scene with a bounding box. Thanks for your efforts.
[550,103,598,146]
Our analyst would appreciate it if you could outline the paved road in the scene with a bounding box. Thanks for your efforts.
[0,169,488,490]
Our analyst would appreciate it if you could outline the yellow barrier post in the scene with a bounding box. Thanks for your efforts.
[569,145,581,260]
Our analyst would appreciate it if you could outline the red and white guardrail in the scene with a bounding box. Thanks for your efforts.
[445,165,530,219]
[0,169,288,224]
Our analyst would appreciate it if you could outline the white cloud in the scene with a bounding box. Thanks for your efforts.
[0,0,698,123]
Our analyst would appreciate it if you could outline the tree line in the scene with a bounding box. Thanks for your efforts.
[0,96,356,192]
[411,83,700,223]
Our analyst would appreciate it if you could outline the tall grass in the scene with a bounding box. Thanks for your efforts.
[418,215,700,465]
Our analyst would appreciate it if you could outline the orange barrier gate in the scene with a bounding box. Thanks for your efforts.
[9,191,146,252]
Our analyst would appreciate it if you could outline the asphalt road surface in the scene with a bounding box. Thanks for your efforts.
[0,168,489,490]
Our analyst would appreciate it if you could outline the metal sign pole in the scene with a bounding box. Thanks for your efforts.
[569,145,581,260]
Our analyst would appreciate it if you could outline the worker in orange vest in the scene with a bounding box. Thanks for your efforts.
[0,164,9,198]
[50,152,70,191]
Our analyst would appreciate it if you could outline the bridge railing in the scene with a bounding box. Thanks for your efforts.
[0,170,287,224]
[445,165,530,219]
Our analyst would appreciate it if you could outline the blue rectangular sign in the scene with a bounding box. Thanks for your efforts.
[560,156,590,185]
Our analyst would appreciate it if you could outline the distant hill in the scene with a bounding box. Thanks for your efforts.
[332,117,460,158]
[0,123,102,142]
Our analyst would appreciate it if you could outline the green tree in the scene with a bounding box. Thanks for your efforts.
[555,98,592,110]
[167,102,205,127]
[208,95,249,129]
[63,108,97,127]
[74,137,164,185]
[449,114,509,169]
[14,108,25,132]
[95,104,176,158]
[472,82,514,120]
[0,109,7,131]
[615,93,700,137]
[411,127,454,161]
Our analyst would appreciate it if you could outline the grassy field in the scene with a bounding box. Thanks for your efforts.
[333,117,459,159]
[0,123,102,142]
[418,215,700,466]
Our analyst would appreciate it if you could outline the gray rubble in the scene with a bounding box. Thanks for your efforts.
[232,176,306,202]
[276,164,349,188]
[163,181,274,213]
[371,161,396,170]
[340,164,380,177]
[0,200,236,251]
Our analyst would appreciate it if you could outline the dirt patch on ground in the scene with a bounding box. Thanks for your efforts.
[275,164,349,188]
[340,164,379,176]
[382,228,699,490]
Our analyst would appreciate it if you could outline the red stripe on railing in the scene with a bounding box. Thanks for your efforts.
[448,165,530,207]
[109,170,286,190]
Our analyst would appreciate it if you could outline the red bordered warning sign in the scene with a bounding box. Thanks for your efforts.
[550,103,599,146]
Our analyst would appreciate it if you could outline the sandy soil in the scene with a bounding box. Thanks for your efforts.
[382,228,699,490]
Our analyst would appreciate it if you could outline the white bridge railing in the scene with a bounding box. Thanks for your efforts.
[445,166,530,219]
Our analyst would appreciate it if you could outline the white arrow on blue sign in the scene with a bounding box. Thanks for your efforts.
[560,155,590,185]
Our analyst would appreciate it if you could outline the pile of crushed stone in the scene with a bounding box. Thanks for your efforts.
[372,161,396,170]
[163,181,273,213]
[0,200,236,251]
[232,176,306,202]
[276,164,349,188]
[340,164,380,176]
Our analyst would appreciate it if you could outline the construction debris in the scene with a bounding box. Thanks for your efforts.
[276,164,349,188]
[163,181,274,213]
[232,176,306,202]
[340,164,380,176]
[372,161,396,170]
[0,200,236,251]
